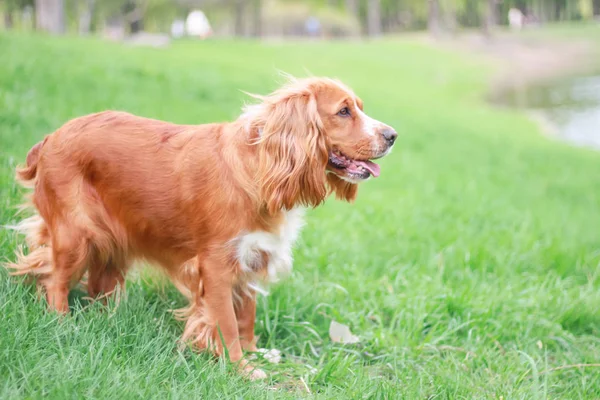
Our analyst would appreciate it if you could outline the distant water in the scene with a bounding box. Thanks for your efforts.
[499,73,600,149]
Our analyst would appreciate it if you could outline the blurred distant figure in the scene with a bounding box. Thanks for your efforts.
[22,5,34,30]
[305,16,321,37]
[508,8,524,31]
[36,0,65,34]
[186,10,212,39]
[171,19,185,38]
[103,21,125,41]
[524,10,540,27]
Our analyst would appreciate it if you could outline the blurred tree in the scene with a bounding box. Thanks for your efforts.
[345,0,358,19]
[443,0,458,35]
[367,0,381,36]
[36,0,65,33]
[232,0,245,36]
[76,0,94,34]
[489,0,498,25]
[252,0,262,36]
[481,0,497,37]
[3,0,597,36]
[4,0,15,28]
[428,0,441,36]
[122,0,145,33]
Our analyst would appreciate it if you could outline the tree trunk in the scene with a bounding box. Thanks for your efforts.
[130,19,143,33]
[554,1,561,21]
[35,0,65,34]
[445,1,457,36]
[78,0,95,35]
[345,0,358,18]
[233,0,245,37]
[594,0,600,16]
[537,0,548,23]
[123,0,144,34]
[252,0,261,37]
[488,0,497,26]
[345,0,360,35]
[4,11,13,29]
[428,0,440,37]
[366,0,381,36]
[481,0,496,38]
[4,0,15,29]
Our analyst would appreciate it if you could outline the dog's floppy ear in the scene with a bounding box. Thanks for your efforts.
[255,88,328,215]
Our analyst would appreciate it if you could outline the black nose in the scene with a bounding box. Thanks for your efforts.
[382,128,397,145]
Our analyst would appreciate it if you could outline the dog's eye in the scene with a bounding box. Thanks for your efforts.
[337,107,350,117]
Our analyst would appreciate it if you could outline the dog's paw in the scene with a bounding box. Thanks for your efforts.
[247,367,267,380]
[240,359,268,380]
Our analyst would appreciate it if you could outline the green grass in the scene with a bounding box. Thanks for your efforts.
[1,30,600,399]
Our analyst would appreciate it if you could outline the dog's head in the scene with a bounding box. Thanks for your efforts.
[244,76,396,214]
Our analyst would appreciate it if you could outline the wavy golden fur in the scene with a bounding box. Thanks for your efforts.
[5,76,396,379]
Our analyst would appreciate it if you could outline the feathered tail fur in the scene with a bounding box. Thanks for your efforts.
[4,138,53,283]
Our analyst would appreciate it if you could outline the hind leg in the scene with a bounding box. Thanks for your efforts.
[87,256,129,300]
[45,225,91,313]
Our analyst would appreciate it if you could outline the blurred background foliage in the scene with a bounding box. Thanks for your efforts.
[1,0,599,40]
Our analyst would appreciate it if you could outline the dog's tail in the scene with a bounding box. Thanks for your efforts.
[4,218,53,280]
[4,137,53,280]
[16,137,48,187]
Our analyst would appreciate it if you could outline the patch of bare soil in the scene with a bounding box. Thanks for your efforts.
[426,29,600,143]
[429,30,599,97]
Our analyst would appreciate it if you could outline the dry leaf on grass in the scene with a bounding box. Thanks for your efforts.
[249,348,282,364]
[306,365,318,375]
[329,320,360,344]
[259,348,282,364]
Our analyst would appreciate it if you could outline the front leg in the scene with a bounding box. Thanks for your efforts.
[182,256,266,379]
[236,292,258,352]
[200,260,243,361]
[236,289,282,365]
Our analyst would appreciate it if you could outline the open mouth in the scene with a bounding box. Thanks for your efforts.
[328,149,381,180]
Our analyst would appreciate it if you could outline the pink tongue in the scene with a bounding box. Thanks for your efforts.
[355,160,381,177]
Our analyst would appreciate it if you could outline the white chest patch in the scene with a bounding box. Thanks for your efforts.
[236,208,305,284]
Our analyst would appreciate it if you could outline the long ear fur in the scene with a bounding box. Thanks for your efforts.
[327,174,358,202]
[251,84,329,215]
